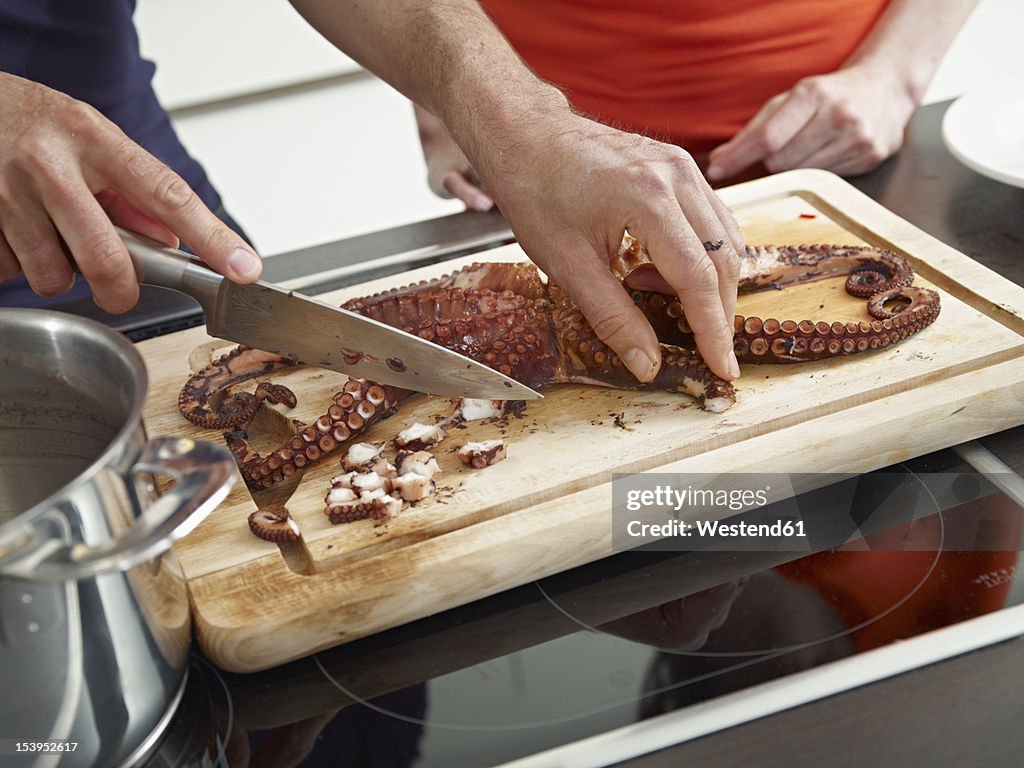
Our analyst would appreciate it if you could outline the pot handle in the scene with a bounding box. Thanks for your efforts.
[0,437,236,582]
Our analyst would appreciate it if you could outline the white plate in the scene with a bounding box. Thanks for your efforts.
[942,77,1024,188]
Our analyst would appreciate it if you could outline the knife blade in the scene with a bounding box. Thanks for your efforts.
[118,227,541,400]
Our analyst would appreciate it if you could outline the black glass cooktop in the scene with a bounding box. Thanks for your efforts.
[140,448,1024,768]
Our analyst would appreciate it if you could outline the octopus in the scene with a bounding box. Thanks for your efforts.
[179,237,940,490]
[458,439,508,468]
[247,509,301,542]
[615,237,940,366]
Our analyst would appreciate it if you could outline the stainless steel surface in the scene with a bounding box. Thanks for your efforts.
[273,211,514,294]
[0,309,235,768]
[494,604,1024,768]
[119,227,540,400]
[952,441,1024,512]
[1,437,234,581]
[260,208,514,290]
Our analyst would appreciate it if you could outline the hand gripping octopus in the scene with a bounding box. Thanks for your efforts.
[178,237,940,490]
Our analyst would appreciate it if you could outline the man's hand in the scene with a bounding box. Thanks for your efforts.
[288,0,743,385]
[706,65,916,181]
[486,108,744,383]
[415,96,741,381]
[0,73,261,312]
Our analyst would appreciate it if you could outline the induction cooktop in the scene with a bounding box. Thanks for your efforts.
[137,445,1024,768]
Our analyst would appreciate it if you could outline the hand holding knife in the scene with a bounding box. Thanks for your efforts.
[117,227,542,400]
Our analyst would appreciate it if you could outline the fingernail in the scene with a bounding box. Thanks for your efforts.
[727,350,741,380]
[229,248,261,280]
[624,347,659,382]
[706,164,724,181]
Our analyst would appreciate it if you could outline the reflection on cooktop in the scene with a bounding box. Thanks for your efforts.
[142,455,1023,767]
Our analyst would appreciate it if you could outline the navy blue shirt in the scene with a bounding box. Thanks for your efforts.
[0,0,222,306]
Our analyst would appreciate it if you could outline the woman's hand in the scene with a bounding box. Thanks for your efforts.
[706,64,917,180]
[414,104,493,211]
[0,72,261,311]
[706,0,980,181]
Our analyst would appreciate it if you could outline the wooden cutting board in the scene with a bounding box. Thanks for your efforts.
[137,169,1024,672]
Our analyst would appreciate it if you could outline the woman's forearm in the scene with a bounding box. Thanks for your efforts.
[842,0,981,102]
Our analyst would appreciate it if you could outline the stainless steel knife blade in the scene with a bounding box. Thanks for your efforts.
[118,227,541,400]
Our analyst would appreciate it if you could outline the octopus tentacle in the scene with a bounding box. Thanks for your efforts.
[226,378,408,490]
[650,346,736,412]
[622,237,939,364]
[344,283,561,390]
[180,237,940,491]
[867,285,941,321]
[613,239,915,298]
[248,509,301,542]
[546,283,733,402]
[178,345,300,429]
[736,243,914,296]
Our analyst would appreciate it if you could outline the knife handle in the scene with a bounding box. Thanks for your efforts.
[116,226,223,315]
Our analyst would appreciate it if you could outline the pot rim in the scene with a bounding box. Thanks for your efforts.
[0,308,150,537]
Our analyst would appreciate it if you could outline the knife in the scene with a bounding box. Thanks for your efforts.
[117,227,541,400]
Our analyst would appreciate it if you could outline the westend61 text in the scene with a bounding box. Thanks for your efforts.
[626,519,806,538]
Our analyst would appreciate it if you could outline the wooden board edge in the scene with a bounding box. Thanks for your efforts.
[190,356,1024,672]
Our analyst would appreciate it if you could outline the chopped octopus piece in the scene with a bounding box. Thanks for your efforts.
[393,422,446,451]
[342,442,384,471]
[457,439,507,468]
[325,493,401,525]
[248,509,301,543]
[392,473,436,502]
[455,398,506,422]
[326,486,358,505]
[351,470,393,494]
[395,450,441,480]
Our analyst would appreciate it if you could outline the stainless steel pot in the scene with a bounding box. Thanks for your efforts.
[0,309,235,768]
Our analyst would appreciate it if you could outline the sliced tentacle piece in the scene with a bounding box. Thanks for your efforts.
[227,378,408,490]
[179,346,300,429]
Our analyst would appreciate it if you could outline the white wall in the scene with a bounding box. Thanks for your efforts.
[135,0,460,257]
[135,0,357,110]
[135,0,1024,257]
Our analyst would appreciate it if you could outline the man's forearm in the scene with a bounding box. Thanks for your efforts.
[843,0,980,102]
[288,0,747,386]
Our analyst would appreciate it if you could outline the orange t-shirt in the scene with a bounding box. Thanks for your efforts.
[480,0,890,152]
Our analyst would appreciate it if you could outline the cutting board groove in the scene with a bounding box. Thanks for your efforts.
[136,169,1024,671]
